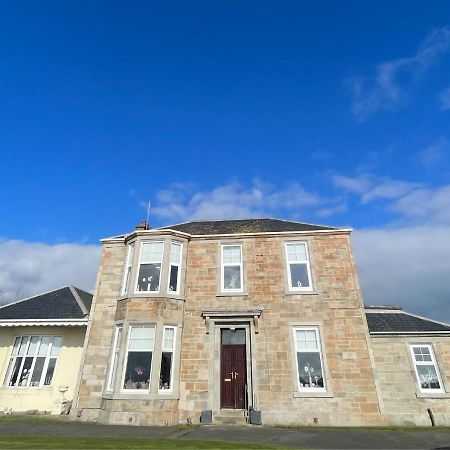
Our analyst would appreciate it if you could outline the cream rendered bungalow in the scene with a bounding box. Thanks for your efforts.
[65,218,450,426]
[0,286,92,414]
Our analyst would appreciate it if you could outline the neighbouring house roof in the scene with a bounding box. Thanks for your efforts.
[160,218,339,235]
[365,306,450,334]
[0,286,93,326]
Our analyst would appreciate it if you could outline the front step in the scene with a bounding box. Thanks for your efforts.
[214,409,247,425]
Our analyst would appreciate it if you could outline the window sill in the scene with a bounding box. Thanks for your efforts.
[119,293,185,301]
[216,292,248,298]
[293,391,333,398]
[102,392,179,401]
[416,392,450,399]
[284,291,320,296]
[1,386,53,391]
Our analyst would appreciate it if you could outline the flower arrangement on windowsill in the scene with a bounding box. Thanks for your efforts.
[124,366,149,390]
[299,363,323,388]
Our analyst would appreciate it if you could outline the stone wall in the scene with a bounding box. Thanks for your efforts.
[179,233,385,425]
[371,336,450,425]
[75,241,125,418]
[76,228,450,427]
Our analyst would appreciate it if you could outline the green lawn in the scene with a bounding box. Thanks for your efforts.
[0,436,291,449]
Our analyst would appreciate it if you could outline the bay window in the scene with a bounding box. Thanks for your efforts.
[136,242,164,293]
[168,243,182,294]
[3,335,62,388]
[285,242,312,291]
[159,326,176,391]
[122,325,155,390]
[121,243,134,296]
[107,325,122,391]
[293,327,326,392]
[410,344,444,393]
[221,244,243,292]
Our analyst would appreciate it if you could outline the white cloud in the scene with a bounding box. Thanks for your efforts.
[332,174,372,194]
[391,184,450,225]
[348,27,450,120]
[353,226,450,321]
[152,180,343,222]
[361,179,419,204]
[417,136,449,166]
[332,173,419,203]
[439,87,450,110]
[0,240,101,304]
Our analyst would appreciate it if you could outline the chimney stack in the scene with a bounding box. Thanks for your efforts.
[135,220,150,231]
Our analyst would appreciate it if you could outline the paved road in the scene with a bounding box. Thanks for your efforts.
[0,419,450,449]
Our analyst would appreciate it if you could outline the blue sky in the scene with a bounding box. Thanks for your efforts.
[1,2,450,319]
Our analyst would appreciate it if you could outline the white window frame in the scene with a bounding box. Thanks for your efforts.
[134,241,165,294]
[285,242,313,292]
[3,335,62,389]
[158,326,176,393]
[121,242,135,296]
[410,344,444,394]
[121,324,156,393]
[167,242,183,295]
[293,327,326,393]
[220,244,244,293]
[106,325,123,391]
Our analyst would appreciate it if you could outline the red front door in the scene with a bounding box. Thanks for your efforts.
[220,329,246,409]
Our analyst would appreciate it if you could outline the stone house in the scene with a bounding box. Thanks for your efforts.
[73,218,450,426]
[0,286,92,414]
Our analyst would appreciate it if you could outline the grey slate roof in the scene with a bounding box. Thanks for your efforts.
[161,218,338,235]
[365,307,450,334]
[0,286,93,321]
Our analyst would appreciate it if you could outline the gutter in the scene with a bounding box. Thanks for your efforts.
[0,319,89,327]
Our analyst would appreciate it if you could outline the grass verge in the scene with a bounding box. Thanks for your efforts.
[0,436,292,449]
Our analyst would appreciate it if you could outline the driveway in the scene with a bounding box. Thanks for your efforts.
[0,419,449,449]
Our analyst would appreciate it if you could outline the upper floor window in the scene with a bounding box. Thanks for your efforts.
[168,243,182,294]
[3,335,62,388]
[293,327,326,392]
[136,241,164,293]
[121,243,134,296]
[122,325,155,391]
[221,244,243,292]
[410,344,444,393]
[285,242,312,291]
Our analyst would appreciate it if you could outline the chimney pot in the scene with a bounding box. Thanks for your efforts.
[135,220,150,231]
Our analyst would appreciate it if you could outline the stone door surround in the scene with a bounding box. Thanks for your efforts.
[201,308,262,412]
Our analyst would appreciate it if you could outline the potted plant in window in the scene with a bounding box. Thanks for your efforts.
[135,367,144,389]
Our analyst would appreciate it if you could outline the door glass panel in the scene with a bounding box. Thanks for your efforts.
[221,329,245,345]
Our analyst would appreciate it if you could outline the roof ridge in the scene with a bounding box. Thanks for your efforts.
[72,286,93,297]
[365,305,403,311]
[158,217,340,233]
[269,217,339,230]
[158,217,268,230]
[0,285,72,310]
[399,309,450,329]
[68,286,89,317]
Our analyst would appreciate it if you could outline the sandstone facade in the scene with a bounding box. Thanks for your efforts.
[73,219,450,426]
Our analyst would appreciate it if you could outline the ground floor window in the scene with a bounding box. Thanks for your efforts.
[107,325,122,391]
[293,327,326,392]
[108,323,179,395]
[122,325,155,390]
[159,326,176,391]
[410,344,444,393]
[3,335,62,388]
